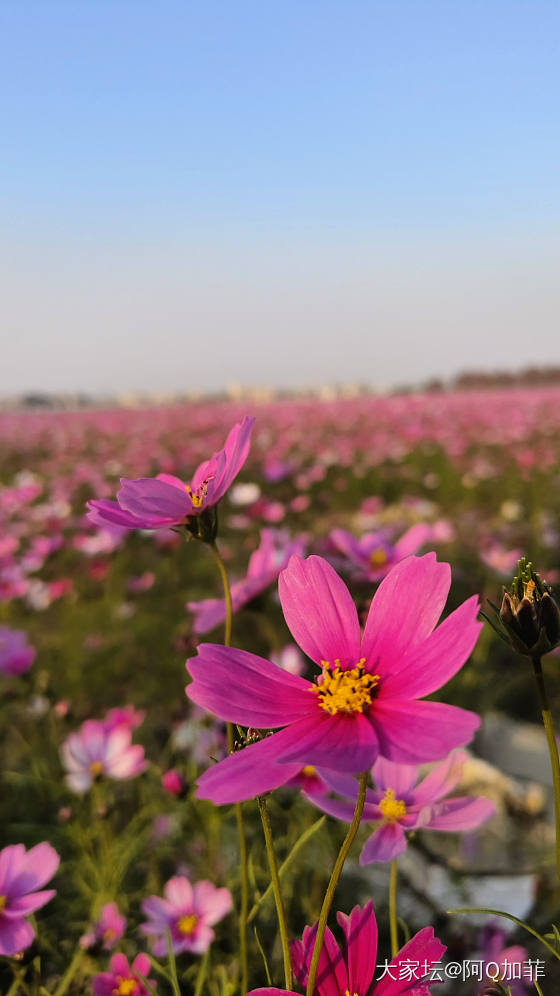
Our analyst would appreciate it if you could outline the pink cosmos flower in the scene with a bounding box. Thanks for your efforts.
[141,876,232,955]
[478,924,530,996]
[87,416,255,530]
[61,719,147,794]
[80,901,126,950]
[308,751,495,863]
[0,627,36,677]
[0,842,60,956]
[249,901,446,995]
[329,523,431,581]
[187,554,482,804]
[187,529,304,634]
[93,953,155,996]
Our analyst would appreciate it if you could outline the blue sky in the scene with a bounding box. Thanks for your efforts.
[2,1,559,394]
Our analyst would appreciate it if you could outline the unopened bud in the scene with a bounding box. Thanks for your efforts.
[494,558,560,656]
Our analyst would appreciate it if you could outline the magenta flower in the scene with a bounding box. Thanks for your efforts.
[80,901,126,950]
[87,416,255,530]
[0,842,59,956]
[61,719,147,794]
[141,876,232,956]
[308,750,495,863]
[93,953,155,996]
[0,627,36,677]
[249,901,446,995]
[187,529,304,634]
[329,523,431,581]
[187,553,482,804]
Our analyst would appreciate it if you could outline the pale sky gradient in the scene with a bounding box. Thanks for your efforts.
[2,1,559,395]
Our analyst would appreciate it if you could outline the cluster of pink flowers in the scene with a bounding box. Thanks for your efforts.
[1,407,524,993]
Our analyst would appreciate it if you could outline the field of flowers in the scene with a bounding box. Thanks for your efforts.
[2,388,560,995]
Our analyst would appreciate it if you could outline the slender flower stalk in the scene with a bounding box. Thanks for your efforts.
[166,930,182,996]
[257,794,293,990]
[305,771,368,996]
[389,859,398,957]
[532,655,560,880]
[207,541,233,647]
[206,539,249,995]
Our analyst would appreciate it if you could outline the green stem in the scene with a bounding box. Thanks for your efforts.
[532,655,560,881]
[207,540,249,996]
[208,541,232,646]
[194,948,210,996]
[447,907,560,962]
[52,948,85,996]
[389,859,398,957]
[247,816,326,924]
[257,795,293,989]
[305,772,368,996]
[166,930,182,996]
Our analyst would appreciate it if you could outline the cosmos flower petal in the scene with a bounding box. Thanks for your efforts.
[9,842,60,895]
[393,522,432,559]
[195,727,304,804]
[3,890,56,918]
[361,554,452,677]
[278,712,379,773]
[427,796,496,831]
[0,917,35,957]
[375,926,446,996]
[372,699,480,763]
[411,749,469,806]
[360,823,408,865]
[337,901,378,993]
[164,876,193,908]
[192,882,233,925]
[306,793,381,823]
[380,595,482,699]
[370,757,419,797]
[186,644,313,728]
[86,499,153,530]
[118,477,191,522]
[278,555,362,665]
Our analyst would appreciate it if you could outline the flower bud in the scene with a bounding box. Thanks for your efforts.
[493,558,560,656]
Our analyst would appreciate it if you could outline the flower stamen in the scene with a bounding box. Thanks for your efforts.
[314,658,379,715]
[379,788,407,822]
[177,913,198,935]
[185,477,214,509]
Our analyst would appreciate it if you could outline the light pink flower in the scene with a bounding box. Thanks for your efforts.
[329,523,431,581]
[0,842,59,956]
[61,719,147,794]
[80,901,126,950]
[141,876,232,956]
[308,751,495,863]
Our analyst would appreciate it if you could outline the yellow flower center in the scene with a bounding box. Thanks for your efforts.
[185,477,214,509]
[315,659,379,715]
[379,788,407,822]
[369,547,388,567]
[302,765,317,777]
[112,978,137,996]
[103,928,116,942]
[345,991,359,996]
[89,761,104,778]
[177,913,198,935]
[0,895,6,913]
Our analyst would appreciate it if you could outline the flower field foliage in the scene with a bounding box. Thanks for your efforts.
[1,388,560,994]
